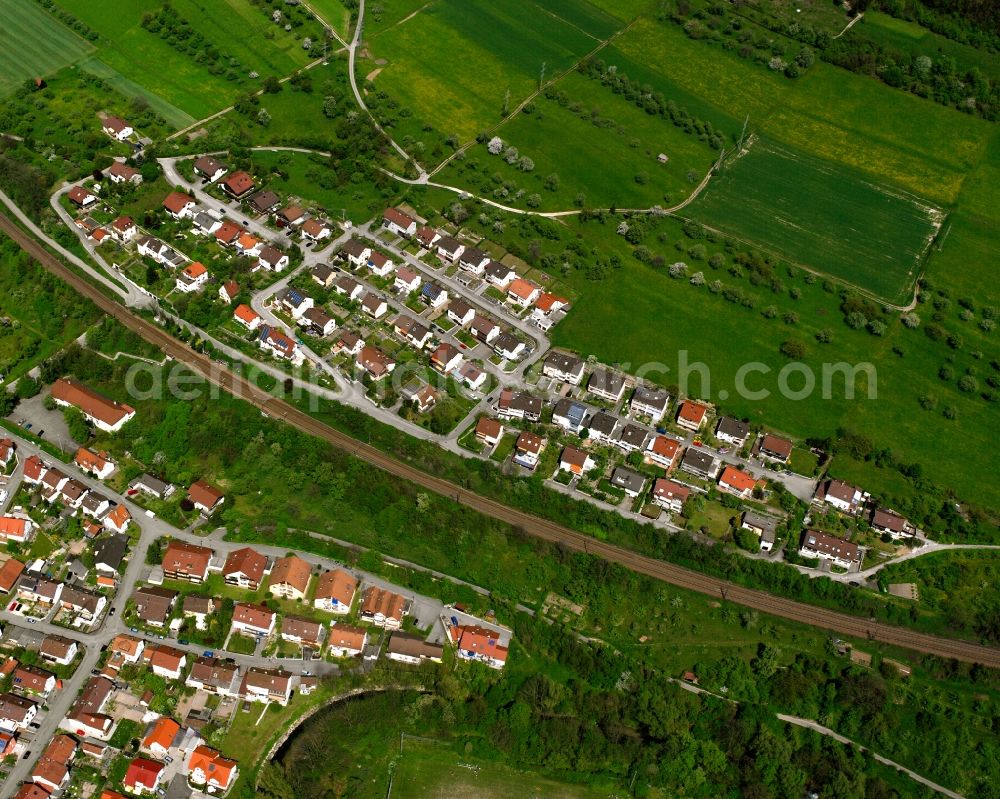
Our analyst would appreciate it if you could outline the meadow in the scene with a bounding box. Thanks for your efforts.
[54,0,321,119]
[436,71,720,210]
[688,139,941,304]
[391,739,619,799]
[307,0,353,39]
[366,0,603,142]
[0,0,94,96]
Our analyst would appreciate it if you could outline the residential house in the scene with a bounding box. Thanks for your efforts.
[415,226,440,249]
[60,584,107,622]
[338,239,371,268]
[107,162,142,185]
[142,717,180,759]
[213,221,241,247]
[386,634,444,665]
[484,260,516,287]
[0,437,13,467]
[131,586,177,627]
[610,467,647,499]
[0,517,33,545]
[276,204,305,227]
[870,508,912,540]
[435,236,464,262]
[394,266,421,294]
[542,351,584,385]
[402,382,437,413]
[493,331,525,361]
[741,511,778,552]
[231,603,276,637]
[0,693,37,729]
[187,745,238,793]
[281,616,325,648]
[301,308,336,339]
[459,247,489,275]
[302,218,332,242]
[246,189,279,214]
[394,315,432,349]
[559,445,594,476]
[313,569,357,614]
[110,215,137,242]
[447,298,476,327]
[162,540,212,582]
[382,207,417,237]
[31,734,76,792]
[760,434,793,464]
[718,466,758,499]
[679,448,719,480]
[457,361,486,391]
[311,263,337,289]
[449,625,508,670]
[474,418,504,449]
[334,274,364,301]
[51,377,135,432]
[588,411,620,445]
[652,478,690,513]
[239,667,292,705]
[0,559,25,593]
[162,192,195,220]
[817,479,865,515]
[223,547,268,591]
[715,417,750,447]
[124,757,164,795]
[104,504,131,534]
[40,635,78,666]
[616,423,650,453]
[67,186,98,209]
[233,304,262,331]
[552,399,589,432]
[799,530,859,569]
[327,624,368,658]
[513,431,544,470]
[367,251,395,277]
[234,231,263,257]
[94,534,129,574]
[62,675,113,739]
[130,474,173,500]
[106,634,144,671]
[193,156,227,182]
[630,386,670,422]
[268,555,311,600]
[530,292,568,329]
[588,369,627,403]
[507,278,541,308]
[12,664,56,695]
[74,447,115,479]
[356,346,395,380]
[360,586,408,629]
[335,329,365,356]
[676,400,708,432]
[175,261,208,293]
[192,211,222,237]
[219,280,239,305]
[277,287,314,320]
[182,595,214,630]
[258,245,290,272]
[185,657,239,696]
[496,389,542,422]
[470,315,500,344]
[21,455,44,485]
[188,481,225,515]
[16,575,62,605]
[361,292,388,319]
[421,281,448,308]
[102,116,132,140]
[430,342,462,374]
[646,435,681,470]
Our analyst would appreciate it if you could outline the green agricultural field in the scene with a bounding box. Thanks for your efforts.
[532,0,625,39]
[614,19,993,204]
[688,139,942,304]
[305,0,353,40]
[55,0,320,119]
[0,0,95,96]
[78,57,194,129]
[391,739,621,799]
[437,70,720,211]
[367,0,603,142]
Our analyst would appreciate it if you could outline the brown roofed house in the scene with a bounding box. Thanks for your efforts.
[161,540,212,583]
[268,555,311,600]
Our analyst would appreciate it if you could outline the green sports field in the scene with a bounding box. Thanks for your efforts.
[0,0,94,96]
[688,139,941,304]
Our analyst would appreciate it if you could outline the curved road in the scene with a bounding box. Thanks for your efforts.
[2,211,998,668]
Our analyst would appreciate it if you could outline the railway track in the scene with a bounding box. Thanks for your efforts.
[3,211,998,667]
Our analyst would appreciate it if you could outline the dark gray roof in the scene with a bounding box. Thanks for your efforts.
[588,369,626,397]
[93,534,129,570]
[553,398,588,428]
[618,423,649,449]
[631,385,670,411]
[544,351,583,375]
[716,416,749,441]
[681,448,717,475]
[742,510,778,537]
[611,467,647,494]
[589,411,619,438]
